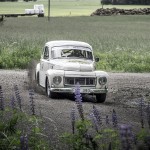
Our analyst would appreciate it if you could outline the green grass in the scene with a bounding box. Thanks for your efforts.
[0,15,150,72]
[0,0,150,16]
[0,0,150,72]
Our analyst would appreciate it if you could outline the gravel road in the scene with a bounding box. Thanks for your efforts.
[0,70,150,149]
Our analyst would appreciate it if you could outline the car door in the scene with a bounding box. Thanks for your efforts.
[39,46,50,87]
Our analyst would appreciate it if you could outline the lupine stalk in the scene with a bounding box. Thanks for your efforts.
[29,88,35,115]
[93,105,102,126]
[90,113,99,133]
[20,135,28,150]
[14,85,22,111]
[119,124,134,150]
[139,97,145,128]
[112,109,118,127]
[71,107,76,134]
[0,85,4,111]
[74,82,84,121]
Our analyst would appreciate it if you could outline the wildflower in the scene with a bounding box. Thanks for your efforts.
[112,109,117,127]
[90,113,99,132]
[29,88,35,115]
[93,105,102,126]
[74,82,84,121]
[71,107,76,134]
[14,85,22,111]
[119,124,134,150]
[139,97,145,128]
[0,85,4,111]
[20,135,28,150]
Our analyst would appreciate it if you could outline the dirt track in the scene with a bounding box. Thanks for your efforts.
[0,70,150,149]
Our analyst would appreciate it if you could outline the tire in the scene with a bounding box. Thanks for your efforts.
[38,14,44,17]
[95,93,106,103]
[46,78,56,99]
[35,72,40,86]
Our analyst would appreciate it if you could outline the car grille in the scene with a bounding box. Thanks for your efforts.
[64,77,96,86]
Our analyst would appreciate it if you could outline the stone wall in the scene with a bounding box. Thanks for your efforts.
[91,8,150,16]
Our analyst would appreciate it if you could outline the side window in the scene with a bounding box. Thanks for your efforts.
[43,47,49,59]
[87,51,93,60]
[51,50,54,58]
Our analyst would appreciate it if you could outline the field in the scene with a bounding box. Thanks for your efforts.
[0,16,150,72]
[0,0,150,16]
[0,1,150,72]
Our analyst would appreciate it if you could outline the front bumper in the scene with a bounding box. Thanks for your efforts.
[51,87,108,94]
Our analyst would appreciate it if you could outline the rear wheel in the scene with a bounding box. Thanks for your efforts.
[95,93,106,103]
[46,78,56,99]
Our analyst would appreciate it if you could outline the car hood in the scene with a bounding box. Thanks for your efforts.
[50,59,94,72]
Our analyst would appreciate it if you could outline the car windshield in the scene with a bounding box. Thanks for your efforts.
[51,46,93,60]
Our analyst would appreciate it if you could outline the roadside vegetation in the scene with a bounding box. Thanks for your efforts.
[0,16,150,72]
[0,83,150,149]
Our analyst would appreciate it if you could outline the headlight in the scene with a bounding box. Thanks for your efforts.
[98,77,107,85]
[53,76,62,85]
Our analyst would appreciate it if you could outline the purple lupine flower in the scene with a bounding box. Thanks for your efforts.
[71,107,76,134]
[112,109,118,127]
[106,115,110,125]
[0,85,4,111]
[146,102,150,129]
[10,95,16,110]
[90,113,99,132]
[14,85,22,111]
[119,124,134,150]
[29,88,35,115]
[93,105,102,126]
[20,135,28,150]
[74,82,84,121]
[139,97,145,128]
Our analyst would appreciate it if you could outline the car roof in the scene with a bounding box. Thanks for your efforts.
[45,40,92,49]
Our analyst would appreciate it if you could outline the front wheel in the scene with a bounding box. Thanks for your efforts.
[95,93,106,103]
[35,72,40,86]
[46,78,56,99]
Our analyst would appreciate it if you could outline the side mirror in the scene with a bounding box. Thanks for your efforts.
[95,57,99,62]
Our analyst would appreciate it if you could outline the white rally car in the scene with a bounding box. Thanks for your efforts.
[35,40,108,102]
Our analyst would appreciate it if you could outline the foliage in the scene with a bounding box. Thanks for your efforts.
[0,81,150,149]
[0,86,49,150]
[0,109,44,149]
[61,84,150,150]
